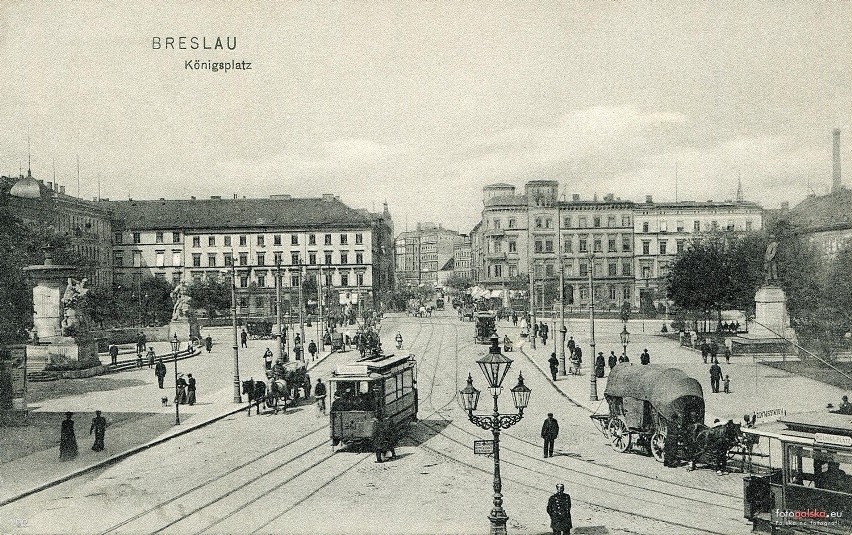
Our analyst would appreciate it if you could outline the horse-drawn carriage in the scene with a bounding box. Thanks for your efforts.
[329,331,346,352]
[435,297,445,310]
[246,321,275,340]
[590,364,740,467]
[474,312,497,344]
[241,360,312,415]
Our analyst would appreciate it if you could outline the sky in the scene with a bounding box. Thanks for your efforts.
[1,1,850,233]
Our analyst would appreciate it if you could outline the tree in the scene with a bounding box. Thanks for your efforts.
[186,278,231,318]
[445,274,472,293]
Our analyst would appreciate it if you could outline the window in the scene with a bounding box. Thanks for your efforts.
[274,234,282,246]
[324,234,332,245]
[745,220,753,231]
[114,232,123,244]
[622,215,631,227]
[535,218,542,228]
[271,251,281,265]
[341,252,348,265]
[623,287,631,300]
[608,238,617,252]
[676,220,684,232]
[508,241,517,253]
[579,238,587,253]
[325,252,333,265]
[534,240,543,253]
[593,216,601,228]
[172,251,182,266]
[642,266,651,279]
[579,262,588,277]
[711,220,719,231]
[291,234,299,245]
[607,215,616,228]
[661,220,668,233]
[309,252,317,265]
[173,231,181,243]
[224,252,233,266]
[580,287,589,300]
[192,236,201,247]
[172,272,181,285]
[356,272,364,286]
[676,240,685,254]
[494,264,503,277]
[508,218,517,229]
[325,273,333,286]
[155,251,165,267]
[564,239,572,253]
[493,219,501,229]
[563,216,571,228]
[355,252,363,264]
[578,216,587,228]
[340,272,349,286]
[727,220,735,231]
[291,275,299,287]
[659,241,668,255]
[239,235,247,247]
[642,241,650,255]
[308,234,316,245]
[239,297,248,308]
[257,253,265,266]
[132,251,142,267]
[545,240,553,253]
[355,233,363,245]
[155,232,163,244]
[257,275,265,288]
[340,234,348,245]
[545,218,552,229]
[291,252,299,265]
[113,252,123,267]
[192,253,201,267]
[133,232,141,244]
[239,253,248,266]
[255,296,265,308]
[622,262,631,276]
[257,235,265,246]
[207,236,215,247]
[224,236,232,247]
[694,221,701,232]
[240,276,248,288]
[642,222,649,233]
[509,265,518,277]
[593,238,602,253]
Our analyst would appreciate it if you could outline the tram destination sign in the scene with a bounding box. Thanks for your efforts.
[473,440,494,455]
[815,433,852,447]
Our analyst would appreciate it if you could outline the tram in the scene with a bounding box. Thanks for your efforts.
[742,411,852,534]
[329,352,418,449]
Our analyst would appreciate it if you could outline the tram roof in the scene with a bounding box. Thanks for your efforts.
[779,411,852,438]
[331,353,413,379]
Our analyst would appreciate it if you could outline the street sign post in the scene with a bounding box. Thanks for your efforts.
[473,439,494,455]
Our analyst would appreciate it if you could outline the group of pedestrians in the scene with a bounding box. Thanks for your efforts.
[59,410,108,460]
[540,413,573,534]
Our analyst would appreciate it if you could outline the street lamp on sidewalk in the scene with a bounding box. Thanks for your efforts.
[620,323,630,358]
[171,334,180,425]
[588,252,598,401]
[459,334,531,535]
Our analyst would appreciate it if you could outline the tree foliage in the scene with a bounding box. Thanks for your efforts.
[444,274,472,292]
[186,277,231,318]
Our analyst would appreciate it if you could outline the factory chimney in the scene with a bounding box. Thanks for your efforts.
[833,128,842,193]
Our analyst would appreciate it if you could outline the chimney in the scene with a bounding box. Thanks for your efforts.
[190,195,196,200]
[59,185,65,194]
[47,181,53,190]
[571,193,580,201]
[645,195,653,203]
[833,128,841,193]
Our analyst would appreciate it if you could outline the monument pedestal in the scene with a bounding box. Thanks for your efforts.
[732,285,796,354]
[169,319,200,343]
[26,338,98,372]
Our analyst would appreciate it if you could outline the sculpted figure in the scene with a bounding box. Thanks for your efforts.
[763,237,778,283]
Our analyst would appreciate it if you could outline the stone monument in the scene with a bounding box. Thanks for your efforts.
[168,280,200,341]
[741,238,796,344]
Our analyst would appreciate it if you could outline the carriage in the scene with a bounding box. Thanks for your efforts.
[590,364,706,462]
[474,312,497,344]
[246,321,275,340]
[329,352,417,455]
[329,331,346,352]
[435,298,445,310]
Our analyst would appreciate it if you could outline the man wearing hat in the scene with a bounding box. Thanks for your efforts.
[546,483,572,534]
[541,413,559,458]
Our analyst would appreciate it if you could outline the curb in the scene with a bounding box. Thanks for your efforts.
[0,347,338,507]
[517,341,595,412]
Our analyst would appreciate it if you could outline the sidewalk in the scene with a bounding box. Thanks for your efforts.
[0,335,336,506]
[503,318,847,425]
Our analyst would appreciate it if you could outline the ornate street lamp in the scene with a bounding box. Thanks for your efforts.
[171,334,181,425]
[620,324,630,357]
[460,334,531,535]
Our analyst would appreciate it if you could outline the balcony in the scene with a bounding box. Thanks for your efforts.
[484,228,505,237]
[486,251,507,260]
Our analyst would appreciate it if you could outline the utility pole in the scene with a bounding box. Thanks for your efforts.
[275,260,285,362]
[558,256,566,376]
[588,252,598,401]
[298,262,305,361]
[318,265,324,352]
[230,256,241,403]
[529,266,536,350]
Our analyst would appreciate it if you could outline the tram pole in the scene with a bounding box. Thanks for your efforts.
[588,252,598,401]
[231,257,241,403]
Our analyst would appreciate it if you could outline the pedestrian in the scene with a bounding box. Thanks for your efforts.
[700,339,710,364]
[710,362,723,393]
[147,347,155,369]
[176,375,188,404]
[663,413,680,468]
[373,418,396,463]
[155,358,166,389]
[294,333,301,347]
[308,340,317,360]
[723,345,731,364]
[139,332,147,351]
[546,483,572,535]
[723,374,730,394]
[594,351,605,378]
[566,336,575,357]
[618,352,630,364]
[314,378,327,414]
[109,343,119,366]
[532,322,539,341]
[573,346,583,375]
[59,412,78,461]
[512,313,518,326]
[264,348,273,370]
[640,348,650,365]
[187,373,197,405]
[205,336,213,353]
[136,351,143,369]
[541,323,548,346]
[608,351,617,370]
[548,352,559,381]
[541,412,559,458]
[89,410,107,451]
[710,339,719,364]
[240,329,248,348]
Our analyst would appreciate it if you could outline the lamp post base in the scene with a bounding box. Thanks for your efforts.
[488,510,509,535]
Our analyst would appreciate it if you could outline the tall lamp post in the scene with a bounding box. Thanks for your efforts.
[620,323,630,358]
[459,334,531,535]
[588,252,598,401]
[230,256,242,403]
[171,334,180,425]
[558,255,567,376]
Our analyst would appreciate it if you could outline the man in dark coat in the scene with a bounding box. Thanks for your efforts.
[618,352,630,364]
[572,346,583,375]
[187,374,196,405]
[541,413,559,458]
[373,418,396,463]
[608,351,617,370]
[548,353,559,381]
[663,414,681,467]
[640,349,650,365]
[308,340,318,361]
[541,323,549,345]
[205,336,213,353]
[109,344,119,365]
[700,340,710,363]
[532,322,539,340]
[566,336,575,357]
[710,362,723,393]
[240,329,248,348]
[594,352,605,378]
[59,412,78,461]
[89,410,107,451]
[710,339,719,363]
[155,358,167,389]
[546,483,572,534]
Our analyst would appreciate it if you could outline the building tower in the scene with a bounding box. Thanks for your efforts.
[736,173,743,203]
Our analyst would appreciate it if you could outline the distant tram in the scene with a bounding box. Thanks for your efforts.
[329,353,418,449]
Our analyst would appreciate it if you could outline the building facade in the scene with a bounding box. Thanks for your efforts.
[452,235,472,280]
[106,194,392,317]
[394,223,462,287]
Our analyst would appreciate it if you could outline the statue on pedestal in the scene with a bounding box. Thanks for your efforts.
[763,237,778,284]
[61,278,90,337]
[170,281,192,322]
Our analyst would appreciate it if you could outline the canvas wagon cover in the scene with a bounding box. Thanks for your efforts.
[605,364,704,420]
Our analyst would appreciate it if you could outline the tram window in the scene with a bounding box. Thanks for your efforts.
[786,445,852,493]
[402,370,413,395]
[385,376,402,404]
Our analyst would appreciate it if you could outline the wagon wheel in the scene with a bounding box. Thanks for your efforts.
[692,428,710,462]
[607,417,631,453]
[650,431,667,463]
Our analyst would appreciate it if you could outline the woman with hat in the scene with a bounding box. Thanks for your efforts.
[59,412,78,461]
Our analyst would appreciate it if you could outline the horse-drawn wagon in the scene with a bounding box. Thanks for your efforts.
[474,312,497,344]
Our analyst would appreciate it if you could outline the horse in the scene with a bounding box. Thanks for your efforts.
[691,420,741,473]
[242,379,267,416]
[266,378,289,413]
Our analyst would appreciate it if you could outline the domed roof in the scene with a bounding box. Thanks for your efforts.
[10,172,42,199]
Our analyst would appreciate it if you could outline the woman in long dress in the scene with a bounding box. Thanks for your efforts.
[59,412,78,461]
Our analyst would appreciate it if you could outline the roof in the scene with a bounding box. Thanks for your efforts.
[780,411,852,438]
[331,353,412,378]
[788,189,852,232]
[484,183,515,189]
[104,197,375,231]
[484,194,527,207]
[440,257,454,271]
[605,364,704,420]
